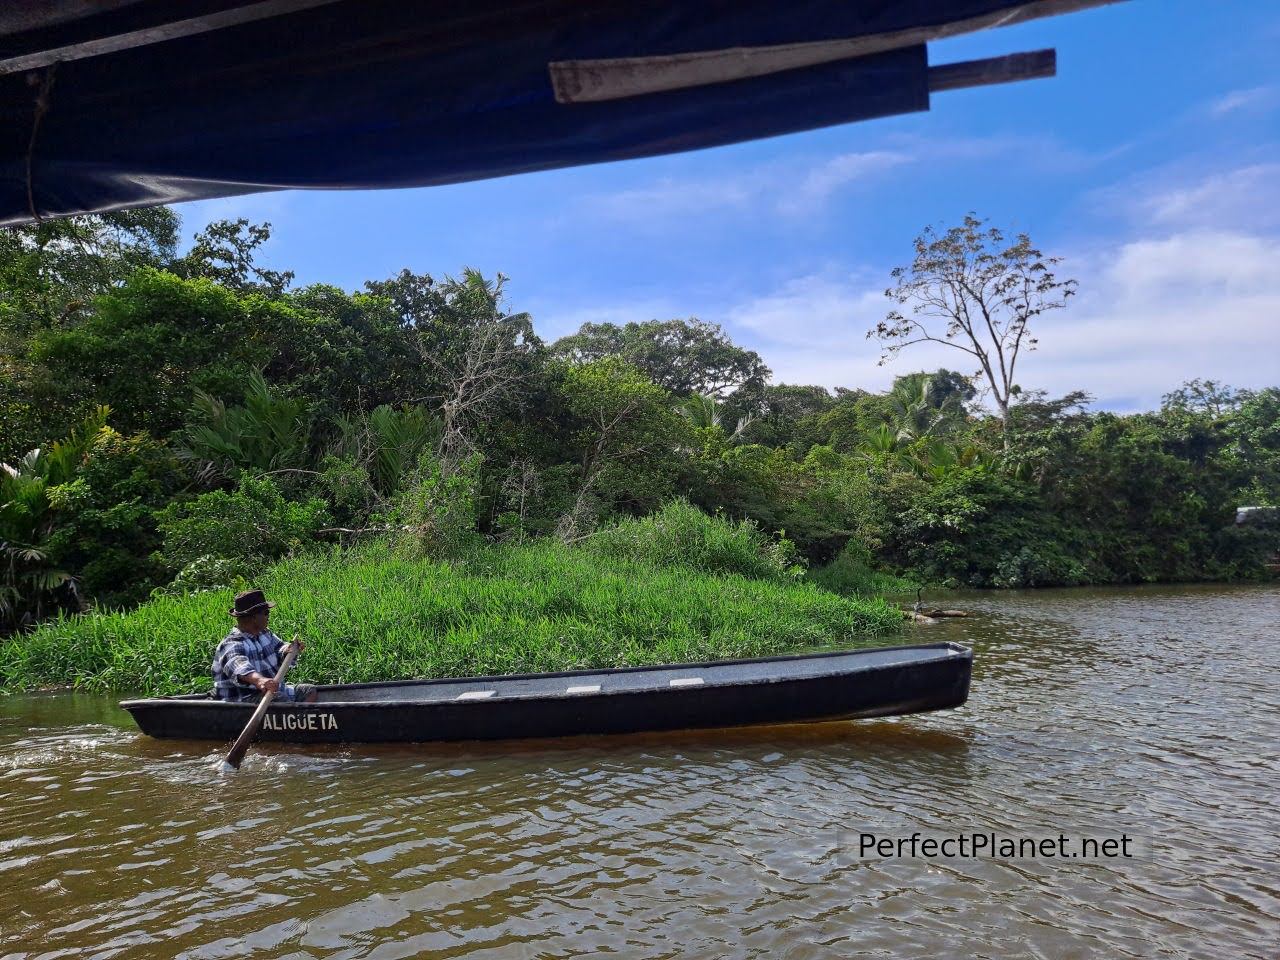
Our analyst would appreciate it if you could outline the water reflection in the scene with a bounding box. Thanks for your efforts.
[2,583,1277,959]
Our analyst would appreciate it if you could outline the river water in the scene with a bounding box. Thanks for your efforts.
[2,584,1277,959]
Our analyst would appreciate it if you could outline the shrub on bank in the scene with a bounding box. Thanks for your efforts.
[584,498,803,583]
[155,473,330,580]
[0,538,903,695]
[807,541,918,597]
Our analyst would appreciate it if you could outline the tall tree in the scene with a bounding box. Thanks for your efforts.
[1,208,180,331]
[1,209,181,459]
[1161,378,1248,418]
[174,218,294,297]
[553,318,770,398]
[365,269,542,459]
[554,358,688,535]
[870,214,1076,436]
[26,270,373,437]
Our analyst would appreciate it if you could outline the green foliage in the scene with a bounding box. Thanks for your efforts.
[28,270,264,435]
[4,205,1279,646]
[884,370,973,442]
[585,499,803,583]
[155,474,329,581]
[677,392,754,441]
[0,406,113,629]
[44,427,186,607]
[807,541,918,597]
[892,468,1086,588]
[0,208,179,337]
[156,556,246,597]
[0,539,902,695]
[553,317,770,398]
[181,370,313,480]
[329,403,443,498]
[736,383,839,448]
[365,267,541,384]
[173,218,293,296]
[384,454,484,558]
[556,357,690,520]
[28,269,399,437]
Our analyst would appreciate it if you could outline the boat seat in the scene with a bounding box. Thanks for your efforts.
[566,685,601,694]
[669,677,704,687]
[456,690,496,699]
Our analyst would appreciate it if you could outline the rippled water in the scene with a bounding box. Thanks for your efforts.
[2,584,1278,959]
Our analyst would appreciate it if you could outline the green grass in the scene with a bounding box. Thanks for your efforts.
[0,540,904,696]
[582,498,801,583]
[806,542,920,597]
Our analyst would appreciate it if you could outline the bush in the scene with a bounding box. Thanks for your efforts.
[383,453,483,558]
[153,556,246,597]
[155,473,329,581]
[44,428,186,607]
[892,468,1080,588]
[807,540,917,596]
[584,499,803,583]
[990,545,1087,589]
[1206,523,1280,580]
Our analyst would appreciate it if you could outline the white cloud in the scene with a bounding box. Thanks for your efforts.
[1037,230,1280,407]
[529,230,1280,409]
[545,157,1280,410]
[1136,163,1280,232]
[775,151,911,214]
[720,271,901,388]
[1210,85,1278,116]
[709,230,1280,410]
[720,271,1000,392]
[583,150,912,226]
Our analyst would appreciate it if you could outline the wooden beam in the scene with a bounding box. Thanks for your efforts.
[0,0,344,76]
[928,49,1057,93]
[550,0,1126,104]
[0,1,148,39]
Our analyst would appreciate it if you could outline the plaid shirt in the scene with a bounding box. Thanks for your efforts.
[212,628,290,702]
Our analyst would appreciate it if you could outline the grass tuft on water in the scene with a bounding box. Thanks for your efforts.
[0,540,904,696]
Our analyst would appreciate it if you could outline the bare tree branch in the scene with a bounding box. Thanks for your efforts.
[869,214,1077,440]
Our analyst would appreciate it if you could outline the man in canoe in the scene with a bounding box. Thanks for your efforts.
[212,589,317,702]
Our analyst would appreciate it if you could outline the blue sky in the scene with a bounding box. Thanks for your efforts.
[182,0,1280,412]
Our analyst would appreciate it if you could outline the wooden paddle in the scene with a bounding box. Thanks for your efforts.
[221,636,300,772]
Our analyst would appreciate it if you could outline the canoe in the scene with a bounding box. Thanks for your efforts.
[118,642,972,744]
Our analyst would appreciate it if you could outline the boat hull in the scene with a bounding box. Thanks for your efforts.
[119,642,972,744]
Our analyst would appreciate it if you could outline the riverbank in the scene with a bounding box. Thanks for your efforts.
[0,540,903,696]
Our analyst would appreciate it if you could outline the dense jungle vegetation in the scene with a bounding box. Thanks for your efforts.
[1,208,1276,688]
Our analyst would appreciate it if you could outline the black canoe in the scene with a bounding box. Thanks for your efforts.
[118,642,972,744]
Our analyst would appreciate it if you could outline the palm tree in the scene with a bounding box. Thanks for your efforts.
[886,374,950,443]
[0,406,107,629]
[180,371,312,480]
[856,423,901,459]
[677,392,754,440]
[331,404,442,497]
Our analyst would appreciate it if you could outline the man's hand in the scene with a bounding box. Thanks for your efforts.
[237,671,280,694]
[255,676,281,694]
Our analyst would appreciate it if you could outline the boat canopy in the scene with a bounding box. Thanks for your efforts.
[1,0,1127,226]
